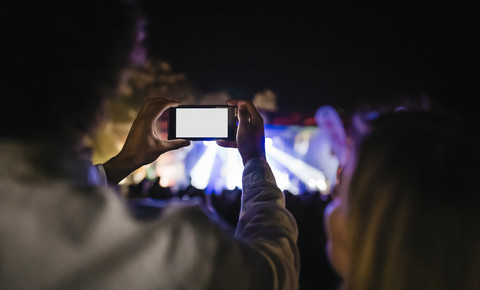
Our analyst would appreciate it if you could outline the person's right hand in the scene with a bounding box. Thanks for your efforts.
[217,100,266,165]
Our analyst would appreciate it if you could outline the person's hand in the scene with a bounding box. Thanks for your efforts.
[217,99,266,165]
[103,97,190,184]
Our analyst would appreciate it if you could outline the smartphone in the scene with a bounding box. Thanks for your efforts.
[168,105,237,141]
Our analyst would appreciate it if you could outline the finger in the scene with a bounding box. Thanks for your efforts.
[227,99,263,126]
[237,103,251,128]
[226,99,239,106]
[143,96,181,108]
[151,98,181,117]
[156,99,181,120]
[241,101,263,126]
[216,140,237,148]
[159,139,191,152]
[140,97,173,113]
[147,99,181,131]
[144,96,169,101]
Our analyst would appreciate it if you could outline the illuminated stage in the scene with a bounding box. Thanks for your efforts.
[131,123,341,196]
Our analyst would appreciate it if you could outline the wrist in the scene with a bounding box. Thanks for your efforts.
[103,152,139,184]
[241,151,266,166]
[240,144,266,165]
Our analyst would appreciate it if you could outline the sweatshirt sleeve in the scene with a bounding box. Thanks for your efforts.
[82,158,299,290]
[235,157,300,290]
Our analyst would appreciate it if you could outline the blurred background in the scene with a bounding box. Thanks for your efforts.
[87,5,478,290]
[91,5,478,194]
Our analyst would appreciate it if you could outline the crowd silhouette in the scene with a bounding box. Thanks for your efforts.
[125,181,341,290]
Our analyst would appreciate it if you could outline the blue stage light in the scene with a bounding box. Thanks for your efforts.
[190,144,218,190]
[266,141,330,194]
[225,148,243,190]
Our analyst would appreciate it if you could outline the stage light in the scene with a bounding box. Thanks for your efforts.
[132,165,149,184]
[225,148,243,190]
[265,137,273,147]
[272,168,295,193]
[190,145,218,189]
[203,141,217,147]
[266,143,330,194]
[160,177,169,187]
[316,178,328,191]
[307,178,317,189]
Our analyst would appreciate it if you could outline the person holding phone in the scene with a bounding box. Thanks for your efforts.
[1,1,299,289]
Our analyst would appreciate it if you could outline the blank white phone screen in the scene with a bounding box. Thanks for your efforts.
[176,108,228,138]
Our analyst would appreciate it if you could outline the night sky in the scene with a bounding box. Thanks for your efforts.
[140,6,479,117]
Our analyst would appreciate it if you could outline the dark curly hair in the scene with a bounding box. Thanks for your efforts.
[2,0,142,142]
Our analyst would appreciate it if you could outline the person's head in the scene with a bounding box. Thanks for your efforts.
[326,111,480,290]
[3,0,143,144]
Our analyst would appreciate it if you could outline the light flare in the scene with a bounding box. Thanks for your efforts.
[190,145,218,189]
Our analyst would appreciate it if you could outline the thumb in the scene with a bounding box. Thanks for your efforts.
[159,139,191,152]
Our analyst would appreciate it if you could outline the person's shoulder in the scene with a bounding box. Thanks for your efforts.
[161,199,217,225]
[157,198,234,235]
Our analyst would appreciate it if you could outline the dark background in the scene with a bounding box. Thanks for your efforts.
[133,5,477,290]
[140,5,479,118]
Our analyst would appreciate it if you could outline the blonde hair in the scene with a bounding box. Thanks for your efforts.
[344,112,480,290]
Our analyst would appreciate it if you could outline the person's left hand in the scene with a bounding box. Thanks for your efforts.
[103,97,190,184]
